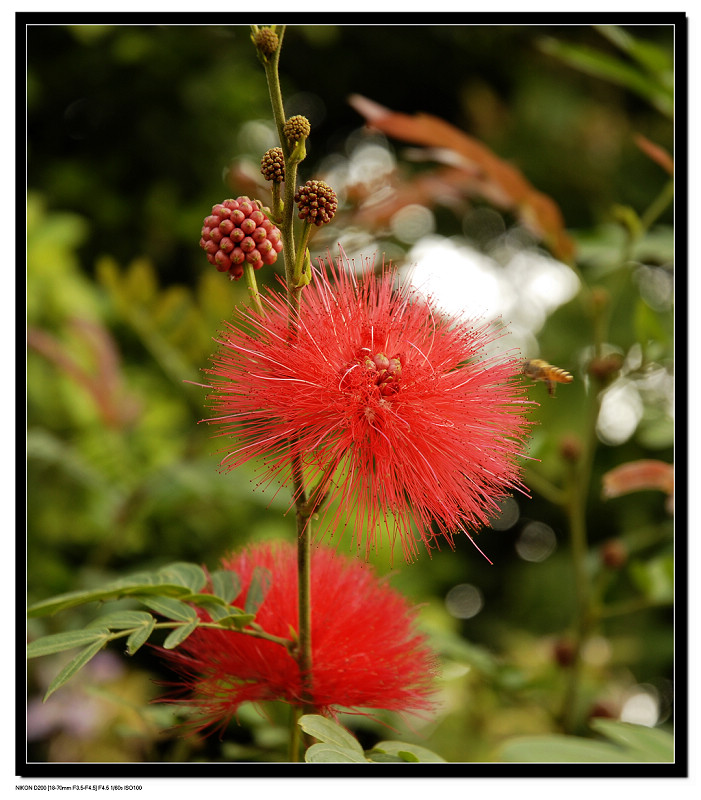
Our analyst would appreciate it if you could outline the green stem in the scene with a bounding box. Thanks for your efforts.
[261,28,287,149]
[96,619,295,653]
[616,178,674,265]
[287,436,313,702]
[559,469,590,732]
[296,507,314,712]
[554,177,671,734]
[300,457,338,518]
[258,22,315,745]
[599,596,671,620]
[161,620,292,648]
[559,367,603,733]
[292,223,313,286]
[235,621,294,650]
[288,705,303,762]
[640,178,674,232]
[244,262,265,317]
[282,165,302,313]
[261,27,304,313]
[522,468,567,507]
[271,181,283,223]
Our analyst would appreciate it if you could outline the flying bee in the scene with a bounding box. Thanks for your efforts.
[522,359,573,397]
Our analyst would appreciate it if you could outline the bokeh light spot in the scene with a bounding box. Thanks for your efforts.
[620,686,660,727]
[487,497,520,531]
[515,521,557,562]
[237,119,277,155]
[406,237,510,320]
[445,583,484,619]
[390,204,435,243]
[597,379,644,445]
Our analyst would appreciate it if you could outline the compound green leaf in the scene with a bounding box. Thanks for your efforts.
[162,619,199,649]
[86,610,155,630]
[43,637,109,701]
[27,563,213,619]
[372,741,446,763]
[299,714,364,754]
[500,720,674,764]
[27,578,191,618]
[366,753,405,762]
[305,744,368,763]
[210,570,241,604]
[201,603,248,624]
[125,617,156,655]
[628,556,674,603]
[594,26,673,78]
[591,719,674,762]
[499,734,636,763]
[138,596,197,622]
[181,593,229,609]
[156,563,207,593]
[220,611,256,629]
[635,298,671,353]
[245,566,272,615]
[538,37,672,117]
[27,628,110,659]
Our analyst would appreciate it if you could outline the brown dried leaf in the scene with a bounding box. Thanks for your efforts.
[349,165,470,229]
[602,459,674,498]
[633,133,674,175]
[348,94,575,263]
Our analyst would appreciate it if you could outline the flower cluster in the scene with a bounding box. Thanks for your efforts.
[159,541,437,733]
[260,147,285,183]
[253,27,278,58]
[294,180,338,226]
[283,114,311,142]
[199,197,282,280]
[203,253,533,561]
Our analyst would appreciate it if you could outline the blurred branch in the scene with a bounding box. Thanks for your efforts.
[598,595,671,620]
[538,33,673,118]
[522,468,566,507]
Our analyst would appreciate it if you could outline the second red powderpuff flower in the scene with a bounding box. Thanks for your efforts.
[204,253,534,561]
[160,541,437,733]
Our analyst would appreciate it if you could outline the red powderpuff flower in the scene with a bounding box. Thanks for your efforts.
[159,541,437,733]
[204,252,533,561]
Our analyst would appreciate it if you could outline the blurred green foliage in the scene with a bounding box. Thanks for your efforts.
[26,22,676,765]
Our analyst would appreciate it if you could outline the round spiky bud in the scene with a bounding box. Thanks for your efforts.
[588,353,623,384]
[589,700,618,720]
[199,197,283,281]
[600,539,627,570]
[552,637,576,668]
[559,433,582,463]
[294,180,338,226]
[590,286,610,313]
[283,115,311,143]
[254,27,279,58]
[261,147,285,183]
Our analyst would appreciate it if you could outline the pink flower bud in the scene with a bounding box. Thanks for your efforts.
[199,197,283,279]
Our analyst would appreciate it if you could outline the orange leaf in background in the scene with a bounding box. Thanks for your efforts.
[633,133,674,176]
[349,165,472,229]
[348,94,576,264]
[602,459,674,513]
